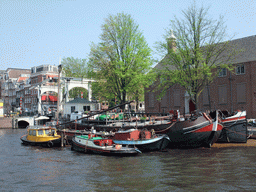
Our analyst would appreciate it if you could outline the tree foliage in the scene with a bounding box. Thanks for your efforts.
[156,4,240,110]
[61,57,89,99]
[62,57,88,78]
[89,13,155,109]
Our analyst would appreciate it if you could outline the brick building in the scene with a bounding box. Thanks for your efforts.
[1,68,31,115]
[145,35,256,119]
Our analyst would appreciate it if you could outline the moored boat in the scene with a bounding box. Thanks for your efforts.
[159,110,223,148]
[215,110,247,143]
[112,128,170,152]
[71,134,141,156]
[20,126,61,147]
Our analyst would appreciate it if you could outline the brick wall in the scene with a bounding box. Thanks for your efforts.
[145,61,256,118]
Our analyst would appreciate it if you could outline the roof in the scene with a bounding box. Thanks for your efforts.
[228,35,256,64]
[154,35,256,70]
[17,77,29,82]
[66,98,93,104]
[5,68,31,78]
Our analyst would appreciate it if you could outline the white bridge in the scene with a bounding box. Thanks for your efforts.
[13,116,35,128]
[15,77,95,127]
[33,77,94,115]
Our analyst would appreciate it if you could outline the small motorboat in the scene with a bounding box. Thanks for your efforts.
[112,128,170,152]
[71,134,141,156]
[20,126,61,147]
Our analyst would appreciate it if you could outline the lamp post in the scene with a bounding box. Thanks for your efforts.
[56,64,62,124]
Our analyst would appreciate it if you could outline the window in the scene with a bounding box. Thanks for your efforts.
[29,130,33,135]
[237,83,246,103]
[38,130,44,135]
[71,106,75,113]
[218,85,227,104]
[45,130,50,135]
[219,68,227,77]
[83,106,91,111]
[37,67,43,72]
[33,130,36,136]
[236,64,245,75]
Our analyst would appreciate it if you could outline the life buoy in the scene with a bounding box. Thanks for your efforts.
[47,141,53,148]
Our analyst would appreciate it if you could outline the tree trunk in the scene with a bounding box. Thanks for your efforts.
[194,93,198,111]
[121,92,126,111]
[135,90,139,112]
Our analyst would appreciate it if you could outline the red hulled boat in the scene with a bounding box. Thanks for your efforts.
[158,110,223,148]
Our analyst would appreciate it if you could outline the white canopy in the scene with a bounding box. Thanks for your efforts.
[34,116,50,121]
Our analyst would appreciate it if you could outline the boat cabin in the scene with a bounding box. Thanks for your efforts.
[113,129,152,140]
[26,126,58,142]
[77,135,114,146]
[93,139,114,146]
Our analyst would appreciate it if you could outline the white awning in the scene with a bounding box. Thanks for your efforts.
[34,116,50,120]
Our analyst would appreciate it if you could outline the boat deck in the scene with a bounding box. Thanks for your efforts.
[96,120,171,128]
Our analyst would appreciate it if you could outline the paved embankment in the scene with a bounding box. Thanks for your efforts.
[212,139,256,148]
[0,117,12,128]
[211,126,256,148]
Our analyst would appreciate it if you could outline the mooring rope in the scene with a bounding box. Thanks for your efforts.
[223,112,244,128]
[154,122,176,133]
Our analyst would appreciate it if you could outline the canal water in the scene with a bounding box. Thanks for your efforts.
[1,129,256,192]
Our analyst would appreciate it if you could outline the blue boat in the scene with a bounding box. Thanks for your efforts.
[71,134,141,156]
[112,128,170,152]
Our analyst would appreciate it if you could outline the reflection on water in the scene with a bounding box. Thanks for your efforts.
[1,129,256,191]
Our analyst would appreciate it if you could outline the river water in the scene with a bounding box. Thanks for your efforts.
[1,129,256,192]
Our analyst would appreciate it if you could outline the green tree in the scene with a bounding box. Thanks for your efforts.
[69,87,88,99]
[62,57,88,78]
[61,57,89,99]
[156,4,240,110]
[89,13,155,110]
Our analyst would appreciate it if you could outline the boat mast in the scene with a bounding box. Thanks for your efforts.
[56,64,62,124]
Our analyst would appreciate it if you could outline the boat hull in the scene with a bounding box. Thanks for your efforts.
[20,135,61,147]
[217,112,247,143]
[71,136,140,156]
[164,114,223,148]
[113,134,170,152]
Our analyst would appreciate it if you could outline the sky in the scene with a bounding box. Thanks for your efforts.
[0,0,255,70]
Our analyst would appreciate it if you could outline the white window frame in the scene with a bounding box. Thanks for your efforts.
[236,64,245,75]
[219,68,227,77]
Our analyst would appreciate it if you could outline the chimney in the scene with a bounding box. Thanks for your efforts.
[167,30,176,53]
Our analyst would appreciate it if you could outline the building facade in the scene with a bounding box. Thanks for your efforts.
[63,98,97,119]
[1,68,31,115]
[29,65,59,115]
[0,65,95,117]
[145,35,256,119]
